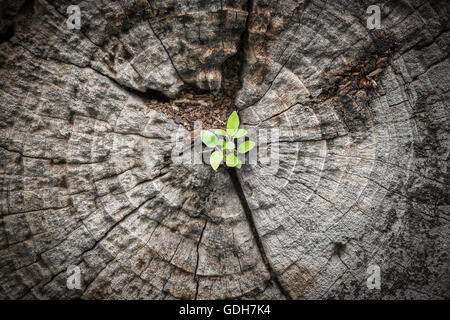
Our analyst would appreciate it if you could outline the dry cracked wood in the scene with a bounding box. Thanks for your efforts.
[0,0,449,299]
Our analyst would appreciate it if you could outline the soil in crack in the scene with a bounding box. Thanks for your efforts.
[147,53,242,132]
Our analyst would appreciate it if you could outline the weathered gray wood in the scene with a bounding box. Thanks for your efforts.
[0,0,448,299]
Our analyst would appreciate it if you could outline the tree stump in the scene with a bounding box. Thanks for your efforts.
[0,0,448,299]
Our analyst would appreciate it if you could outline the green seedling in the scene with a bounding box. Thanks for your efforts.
[201,111,255,171]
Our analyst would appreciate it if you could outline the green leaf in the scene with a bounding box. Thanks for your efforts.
[215,129,227,136]
[216,139,224,149]
[225,153,239,167]
[236,159,242,169]
[226,111,239,135]
[201,130,218,148]
[224,141,235,150]
[238,140,255,154]
[226,129,236,136]
[233,128,247,139]
[210,151,223,171]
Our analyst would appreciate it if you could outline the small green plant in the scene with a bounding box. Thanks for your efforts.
[201,111,255,171]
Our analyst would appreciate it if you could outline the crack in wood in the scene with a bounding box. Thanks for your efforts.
[194,219,208,299]
[227,167,292,300]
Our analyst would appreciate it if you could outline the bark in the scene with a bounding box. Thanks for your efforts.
[0,0,449,299]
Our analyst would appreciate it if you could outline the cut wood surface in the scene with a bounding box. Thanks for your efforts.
[0,0,449,299]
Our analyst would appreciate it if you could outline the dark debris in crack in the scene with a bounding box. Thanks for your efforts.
[147,52,241,132]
